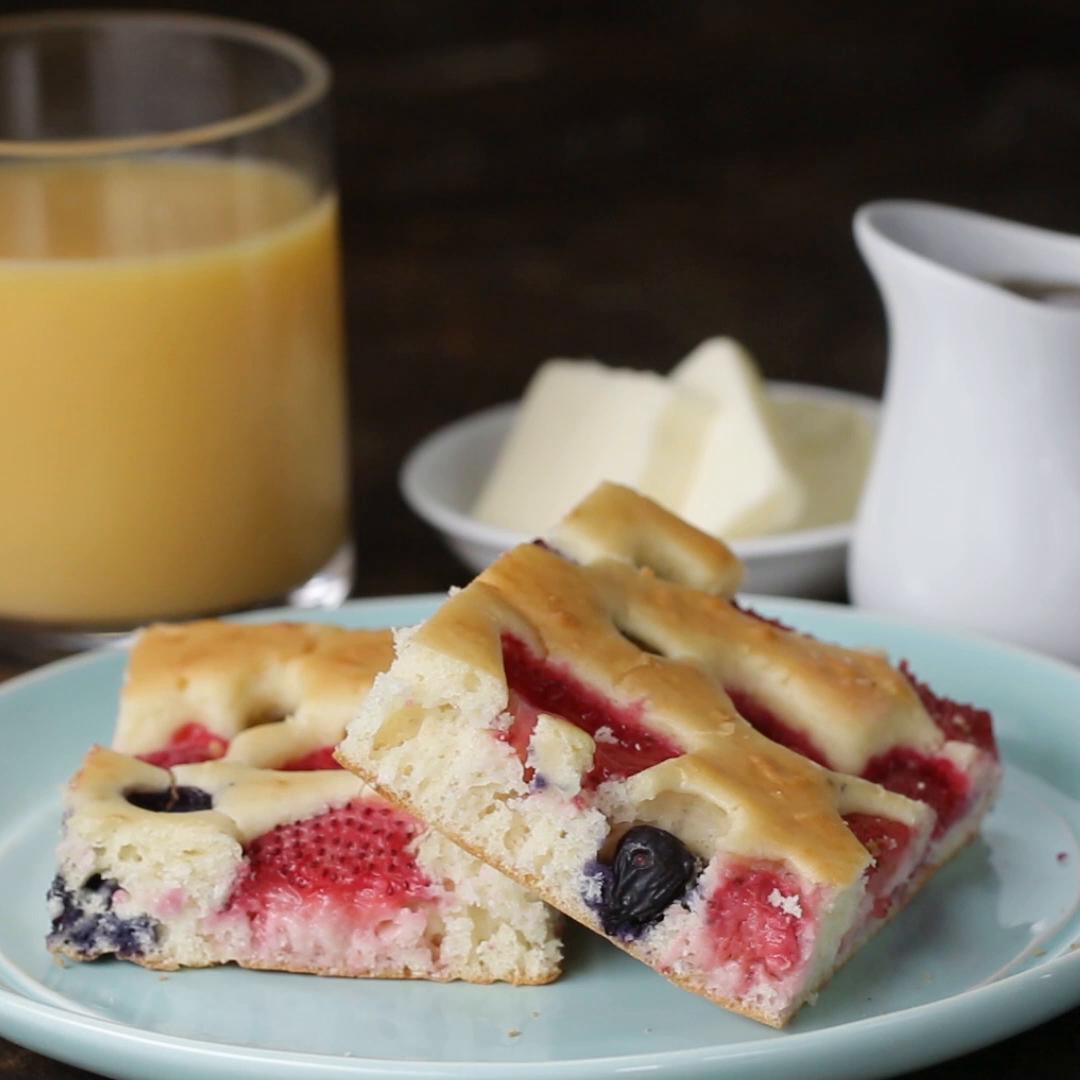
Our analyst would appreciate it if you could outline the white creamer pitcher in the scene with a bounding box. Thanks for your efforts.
[851,200,1080,661]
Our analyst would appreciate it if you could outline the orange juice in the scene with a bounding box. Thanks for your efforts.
[0,159,348,623]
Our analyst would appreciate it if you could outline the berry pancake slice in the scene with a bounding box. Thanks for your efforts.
[49,750,559,982]
[337,490,948,1027]
[550,483,1002,870]
[48,622,561,985]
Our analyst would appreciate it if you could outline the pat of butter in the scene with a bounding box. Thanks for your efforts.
[473,360,674,533]
[670,338,805,538]
[473,341,808,539]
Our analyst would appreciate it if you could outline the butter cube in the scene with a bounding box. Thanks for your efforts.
[670,338,806,538]
[473,360,674,534]
[473,339,808,542]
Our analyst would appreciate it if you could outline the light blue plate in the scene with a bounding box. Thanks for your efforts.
[1,595,1079,1080]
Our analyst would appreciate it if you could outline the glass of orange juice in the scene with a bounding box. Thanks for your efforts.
[0,12,351,655]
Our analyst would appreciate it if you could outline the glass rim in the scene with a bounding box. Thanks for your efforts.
[0,10,331,159]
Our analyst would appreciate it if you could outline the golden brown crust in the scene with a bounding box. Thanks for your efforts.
[124,620,338,698]
[587,559,941,774]
[113,620,394,762]
[74,949,559,986]
[231,959,559,986]
[408,539,931,886]
[68,743,173,805]
[65,745,235,835]
[547,485,941,774]
[548,481,744,595]
[66,746,367,844]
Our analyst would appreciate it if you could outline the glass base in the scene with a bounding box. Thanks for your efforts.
[0,541,355,664]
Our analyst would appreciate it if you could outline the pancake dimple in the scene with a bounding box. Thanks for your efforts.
[556,500,943,776]
[114,621,394,765]
[549,479,744,595]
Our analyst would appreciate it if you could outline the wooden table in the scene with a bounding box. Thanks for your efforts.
[3,1,1078,1075]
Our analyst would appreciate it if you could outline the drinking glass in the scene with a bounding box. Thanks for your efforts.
[0,12,352,657]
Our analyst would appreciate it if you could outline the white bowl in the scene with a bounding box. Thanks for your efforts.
[400,382,880,598]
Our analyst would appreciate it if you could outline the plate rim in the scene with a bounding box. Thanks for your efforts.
[2,593,1080,1080]
[1,953,1079,1080]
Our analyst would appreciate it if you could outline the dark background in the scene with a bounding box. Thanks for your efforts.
[11,0,1080,597]
[265,0,1080,598]
[4,2,1080,1077]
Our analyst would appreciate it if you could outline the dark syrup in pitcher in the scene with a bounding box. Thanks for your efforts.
[994,278,1080,307]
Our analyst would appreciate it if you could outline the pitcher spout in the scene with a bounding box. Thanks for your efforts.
[855,199,1080,315]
